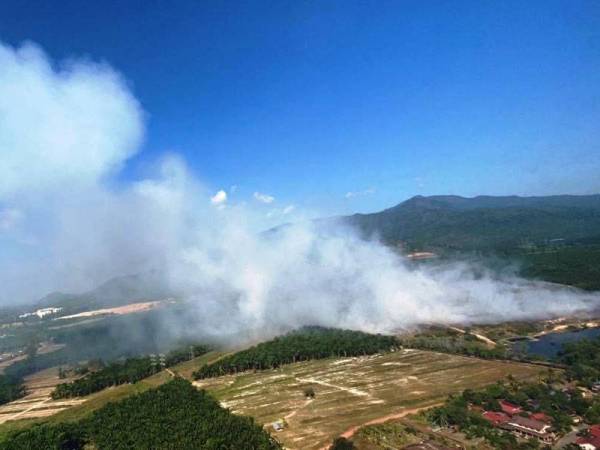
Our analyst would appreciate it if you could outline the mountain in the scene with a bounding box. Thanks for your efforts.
[339,194,600,253]
[36,271,174,312]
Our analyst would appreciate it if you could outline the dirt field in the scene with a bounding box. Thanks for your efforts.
[194,349,546,450]
[57,300,167,320]
[0,367,85,424]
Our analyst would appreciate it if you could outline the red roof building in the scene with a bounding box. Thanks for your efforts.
[502,416,555,443]
[591,425,600,438]
[576,435,600,449]
[482,411,510,425]
[531,412,552,423]
[499,400,522,416]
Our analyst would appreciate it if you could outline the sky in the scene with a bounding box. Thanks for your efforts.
[1,0,600,218]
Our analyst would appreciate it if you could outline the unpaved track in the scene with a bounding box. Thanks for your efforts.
[317,402,444,449]
[284,398,313,421]
[0,397,52,424]
[449,326,497,347]
[295,377,370,397]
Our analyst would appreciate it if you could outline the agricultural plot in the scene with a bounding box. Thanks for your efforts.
[0,367,84,424]
[194,349,546,450]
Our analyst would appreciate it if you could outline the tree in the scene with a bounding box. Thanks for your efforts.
[303,387,315,399]
[329,437,356,450]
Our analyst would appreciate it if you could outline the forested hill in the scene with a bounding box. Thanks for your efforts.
[339,194,600,252]
[193,327,398,379]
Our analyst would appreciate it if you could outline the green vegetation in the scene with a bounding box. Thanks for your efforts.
[52,344,209,399]
[329,437,356,449]
[0,376,24,406]
[429,393,540,450]
[193,327,398,379]
[344,194,600,252]
[429,367,600,449]
[0,378,281,450]
[398,327,510,360]
[3,310,206,381]
[519,246,600,291]
[354,422,421,448]
[51,357,158,399]
[558,335,600,387]
[337,194,600,290]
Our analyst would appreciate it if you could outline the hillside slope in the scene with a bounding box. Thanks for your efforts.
[341,194,600,252]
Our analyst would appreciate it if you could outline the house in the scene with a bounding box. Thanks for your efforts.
[591,425,600,437]
[592,382,600,393]
[482,411,510,426]
[530,412,552,424]
[499,400,522,416]
[576,436,600,450]
[500,415,555,443]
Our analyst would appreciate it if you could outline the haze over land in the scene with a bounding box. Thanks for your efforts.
[1,41,599,343]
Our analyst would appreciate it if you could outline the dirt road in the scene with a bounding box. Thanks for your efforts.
[317,402,444,449]
[449,326,497,347]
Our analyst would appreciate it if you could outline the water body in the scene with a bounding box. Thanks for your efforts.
[519,327,600,359]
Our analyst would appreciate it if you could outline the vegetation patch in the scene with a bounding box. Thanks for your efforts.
[0,378,281,450]
[193,327,398,379]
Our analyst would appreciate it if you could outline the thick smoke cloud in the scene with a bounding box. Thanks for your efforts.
[0,41,598,339]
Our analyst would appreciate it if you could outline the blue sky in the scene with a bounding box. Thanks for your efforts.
[1,0,599,216]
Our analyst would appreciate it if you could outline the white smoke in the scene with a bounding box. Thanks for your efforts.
[0,41,598,339]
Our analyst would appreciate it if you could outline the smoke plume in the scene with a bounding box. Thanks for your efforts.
[1,41,598,341]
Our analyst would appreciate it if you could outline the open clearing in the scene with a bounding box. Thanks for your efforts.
[194,349,546,450]
[56,300,168,320]
[0,367,85,424]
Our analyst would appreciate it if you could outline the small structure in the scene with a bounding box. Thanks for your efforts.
[530,412,552,424]
[406,252,438,261]
[19,307,62,319]
[499,400,522,416]
[591,382,600,393]
[271,419,285,432]
[482,411,510,426]
[576,436,600,450]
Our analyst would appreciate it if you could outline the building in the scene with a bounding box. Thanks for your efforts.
[499,400,522,416]
[19,307,62,319]
[530,412,552,423]
[500,415,555,443]
[482,411,510,426]
[576,436,600,450]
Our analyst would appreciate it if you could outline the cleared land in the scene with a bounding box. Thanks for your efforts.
[0,351,225,440]
[0,367,85,424]
[56,300,167,320]
[194,349,546,450]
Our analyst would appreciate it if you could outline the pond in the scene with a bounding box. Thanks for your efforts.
[516,327,600,359]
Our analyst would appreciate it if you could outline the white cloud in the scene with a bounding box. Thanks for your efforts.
[345,188,376,199]
[0,41,143,199]
[210,190,228,208]
[282,204,295,215]
[254,192,275,203]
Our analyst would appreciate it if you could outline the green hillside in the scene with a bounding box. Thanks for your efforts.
[342,194,600,252]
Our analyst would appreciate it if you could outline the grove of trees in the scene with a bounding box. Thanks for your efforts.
[1,378,281,450]
[52,344,210,399]
[193,327,399,379]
